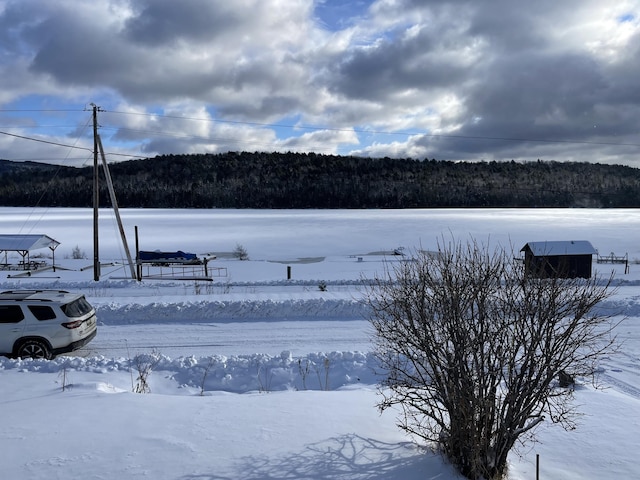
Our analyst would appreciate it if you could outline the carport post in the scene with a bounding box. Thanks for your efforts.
[49,245,56,272]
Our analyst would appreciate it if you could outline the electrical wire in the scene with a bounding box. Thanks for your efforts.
[13,116,94,235]
[2,107,639,161]
[0,129,148,159]
[0,130,93,153]
[104,109,640,148]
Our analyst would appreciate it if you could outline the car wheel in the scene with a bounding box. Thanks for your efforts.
[17,339,52,360]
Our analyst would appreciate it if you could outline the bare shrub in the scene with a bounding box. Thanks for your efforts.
[365,239,618,479]
[315,356,331,391]
[199,357,216,396]
[298,359,311,390]
[256,361,273,393]
[132,349,161,394]
[58,365,70,392]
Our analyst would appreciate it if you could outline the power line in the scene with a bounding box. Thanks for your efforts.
[0,130,148,159]
[425,133,640,148]
[105,109,640,148]
[0,130,93,153]
[0,109,84,113]
[3,107,640,154]
[97,125,339,154]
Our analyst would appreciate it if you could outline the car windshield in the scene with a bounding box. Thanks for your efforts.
[60,296,93,318]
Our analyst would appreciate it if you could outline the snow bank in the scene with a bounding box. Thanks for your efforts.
[95,298,369,324]
[0,350,382,393]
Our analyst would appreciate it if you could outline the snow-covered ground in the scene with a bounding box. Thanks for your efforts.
[1,207,639,479]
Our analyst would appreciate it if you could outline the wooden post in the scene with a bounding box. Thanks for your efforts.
[536,453,540,480]
[49,245,56,272]
[135,225,142,281]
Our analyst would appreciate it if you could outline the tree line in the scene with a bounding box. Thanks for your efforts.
[1,152,640,208]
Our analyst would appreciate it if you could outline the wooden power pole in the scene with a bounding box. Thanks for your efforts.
[97,134,137,279]
[92,103,100,281]
[90,103,137,281]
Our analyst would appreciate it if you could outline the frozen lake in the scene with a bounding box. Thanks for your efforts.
[2,206,639,361]
[2,207,639,262]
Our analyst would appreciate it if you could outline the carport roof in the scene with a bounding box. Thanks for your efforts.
[0,234,60,252]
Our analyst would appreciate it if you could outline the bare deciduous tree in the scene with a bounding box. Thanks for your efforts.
[366,239,618,480]
[233,243,249,261]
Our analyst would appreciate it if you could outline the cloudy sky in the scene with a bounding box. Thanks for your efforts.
[0,0,639,167]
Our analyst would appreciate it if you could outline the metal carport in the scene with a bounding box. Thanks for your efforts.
[0,234,60,270]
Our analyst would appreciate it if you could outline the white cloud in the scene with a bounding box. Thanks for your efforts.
[0,0,639,166]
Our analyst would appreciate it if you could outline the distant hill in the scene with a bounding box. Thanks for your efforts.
[0,159,67,175]
[1,152,639,208]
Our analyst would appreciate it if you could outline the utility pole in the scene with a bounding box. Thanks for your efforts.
[97,134,137,279]
[91,103,101,281]
[89,103,137,281]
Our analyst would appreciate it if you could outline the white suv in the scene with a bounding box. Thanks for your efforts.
[0,289,97,359]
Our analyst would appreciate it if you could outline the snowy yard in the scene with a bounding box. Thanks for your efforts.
[1,207,639,479]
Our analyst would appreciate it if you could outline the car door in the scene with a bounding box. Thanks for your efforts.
[0,305,27,355]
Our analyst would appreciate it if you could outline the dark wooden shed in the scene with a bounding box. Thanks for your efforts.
[520,240,597,279]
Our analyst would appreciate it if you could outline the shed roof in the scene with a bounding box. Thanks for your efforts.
[521,240,596,256]
[0,234,60,252]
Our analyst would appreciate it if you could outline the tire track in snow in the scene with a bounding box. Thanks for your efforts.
[94,298,370,325]
[599,372,640,400]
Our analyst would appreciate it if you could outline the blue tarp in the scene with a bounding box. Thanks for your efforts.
[138,250,199,263]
